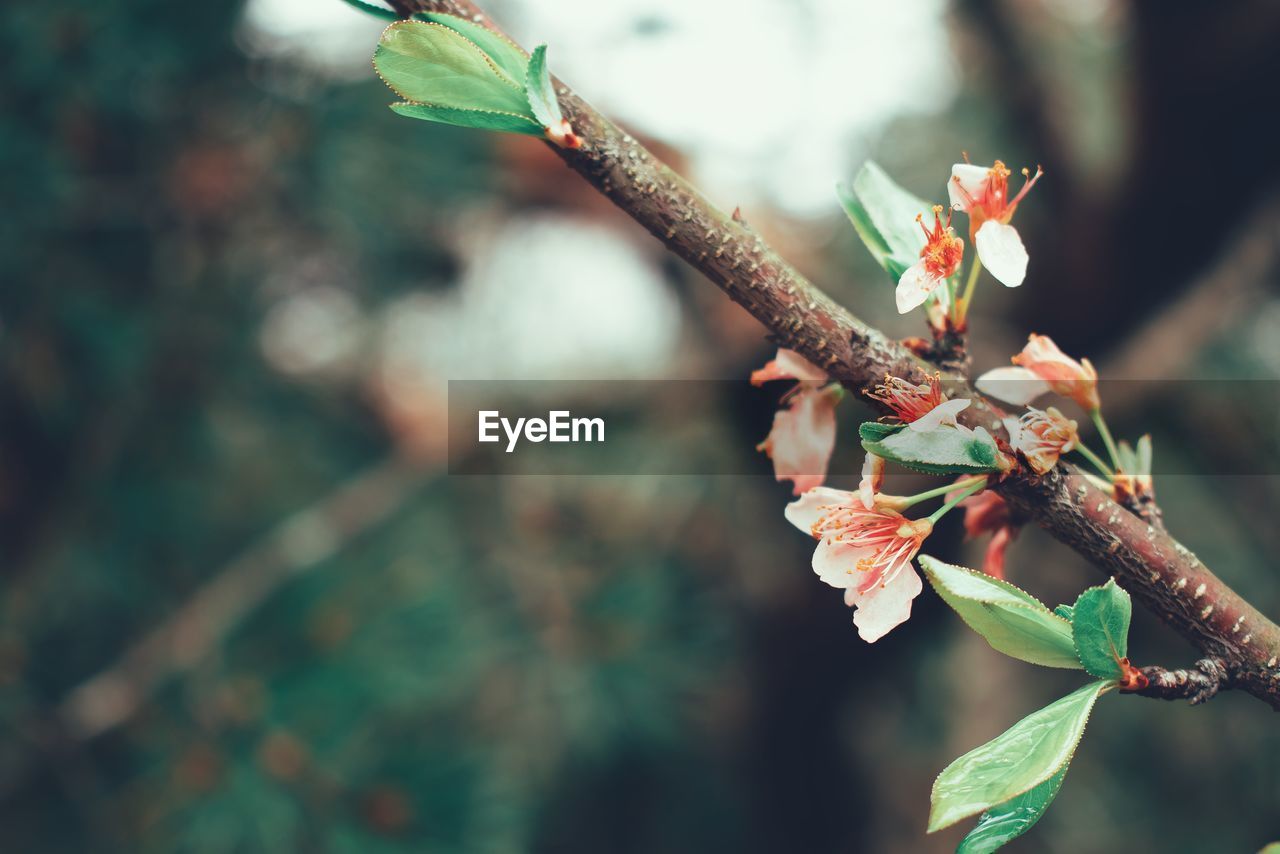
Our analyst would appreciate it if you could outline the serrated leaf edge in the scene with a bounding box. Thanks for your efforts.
[919,557,1061,614]
[374,20,530,105]
[955,765,1069,854]
[859,439,1002,476]
[390,100,543,126]
[421,11,529,64]
[1069,581,1129,679]
[928,680,1110,833]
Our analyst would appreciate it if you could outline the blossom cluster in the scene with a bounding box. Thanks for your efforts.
[752,156,1148,645]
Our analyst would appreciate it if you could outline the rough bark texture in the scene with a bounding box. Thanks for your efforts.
[394,0,1280,710]
[1134,658,1230,705]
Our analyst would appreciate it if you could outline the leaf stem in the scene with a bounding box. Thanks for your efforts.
[926,476,988,524]
[898,475,987,508]
[1073,443,1114,479]
[1090,409,1122,471]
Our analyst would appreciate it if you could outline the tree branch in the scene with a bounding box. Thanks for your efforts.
[1133,658,1231,705]
[394,0,1280,710]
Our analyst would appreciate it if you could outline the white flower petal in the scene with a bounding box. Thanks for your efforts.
[976,366,1049,405]
[948,163,989,211]
[812,538,877,589]
[783,486,853,534]
[1001,416,1025,446]
[851,565,923,642]
[751,348,827,385]
[772,348,828,382]
[895,261,940,314]
[764,389,837,495]
[975,220,1029,288]
[908,398,971,431]
[859,453,885,509]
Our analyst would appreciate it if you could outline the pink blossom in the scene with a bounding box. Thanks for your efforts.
[948,159,1041,288]
[977,334,1100,411]
[753,349,837,495]
[1005,406,1078,475]
[785,487,932,642]
[897,206,964,314]
[751,348,828,387]
[866,374,971,431]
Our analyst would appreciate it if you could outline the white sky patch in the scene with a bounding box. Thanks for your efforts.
[239,0,387,76]
[239,0,957,215]
[379,214,681,380]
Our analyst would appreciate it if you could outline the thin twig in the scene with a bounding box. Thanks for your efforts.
[1133,658,1231,705]
[57,457,426,740]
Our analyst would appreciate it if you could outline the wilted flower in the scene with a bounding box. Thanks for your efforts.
[897,206,964,314]
[753,348,838,495]
[1005,406,1078,474]
[751,348,829,386]
[785,487,932,642]
[954,486,1017,579]
[976,333,1101,411]
[948,159,1041,288]
[866,373,970,431]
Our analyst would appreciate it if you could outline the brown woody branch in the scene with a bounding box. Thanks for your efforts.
[1133,658,1231,705]
[396,0,1280,710]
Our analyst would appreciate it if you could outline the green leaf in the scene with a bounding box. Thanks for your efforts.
[836,184,911,280]
[1053,604,1074,621]
[420,12,529,84]
[1115,439,1137,476]
[1070,579,1132,679]
[844,161,937,280]
[929,680,1108,833]
[374,21,532,116]
[1135,434,1153,474]
[389,102,544,136]
[858,421,904,444]
[338,0,398,20]
[861,424,1001,475]
[956,767,1068,854]
[339,0,532,90]
[919,556,1082,669]
[524,45,563,131]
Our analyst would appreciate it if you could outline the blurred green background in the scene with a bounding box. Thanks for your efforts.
[3,0,1280,851]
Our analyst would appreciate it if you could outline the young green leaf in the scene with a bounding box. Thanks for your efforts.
[374,21,532,116]
[858,421,904,444]
[1053,604,1074,621]
[1070,579,1132,679]
[524,45,564,132]
[956,767,1068,854]
[1114,439,1137,476]
[861,424,1002,475]
[389,102,544,136]
[420,12,529,84]
[919,556,1082,669]
[340,4,531,86]
[836,184,910,280]
[929,680,1109,833]
[847,161,936,279]
[1136,434,1153,474]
